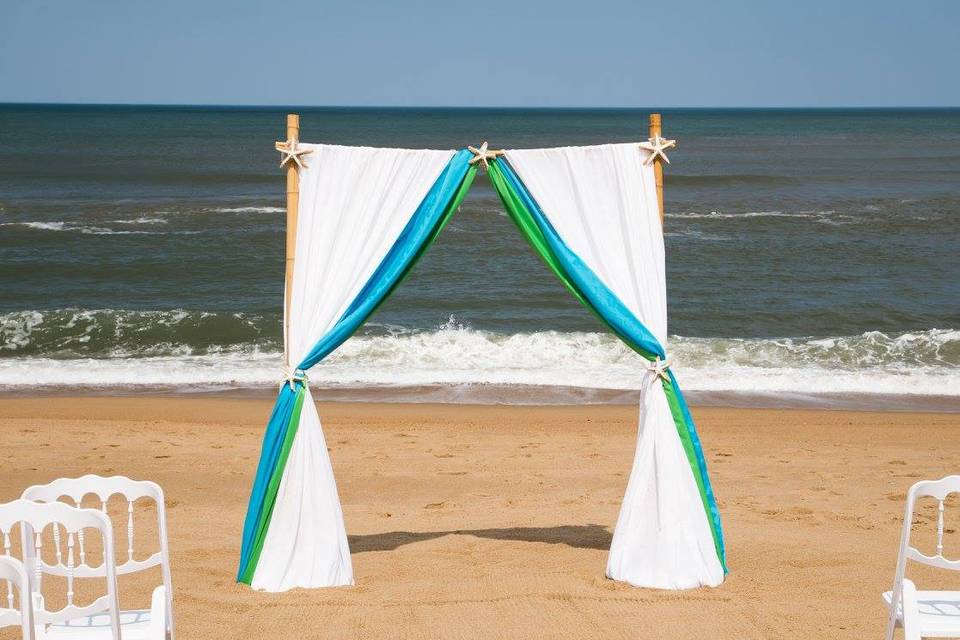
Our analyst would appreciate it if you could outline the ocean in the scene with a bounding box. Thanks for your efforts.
[0,105,958,409]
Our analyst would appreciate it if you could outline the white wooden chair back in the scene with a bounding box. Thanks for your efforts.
[887,475,960,640]
[21,474,174,639]
[0,499,120,639]
[0,555,33,640]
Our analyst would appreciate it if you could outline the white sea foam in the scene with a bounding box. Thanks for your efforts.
[2,221,144,234]
[668,210,839,220]
[211,206,285,214]
[0,324,956,405]
[110,217,168,225]
[664,230,732,241]
[0,221,198,235]
[1,221,73,231]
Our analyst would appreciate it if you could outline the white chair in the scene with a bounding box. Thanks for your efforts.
[0,554,33,640]
[885,475,960,640]
[22,475,174,640]
[0,499,121,640]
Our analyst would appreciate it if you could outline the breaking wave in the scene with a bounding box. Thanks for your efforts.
[0,221,195,235]
[210,206,285,214]
[0,310,956,403]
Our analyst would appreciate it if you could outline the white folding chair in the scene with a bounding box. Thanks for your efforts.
[885,475,960,640]
[0,499,121,640]
[22,475,174,640]
[0,554,33,640]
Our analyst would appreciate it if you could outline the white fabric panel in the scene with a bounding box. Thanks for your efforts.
[605,381,724,588]
[252,144,455,591]
[251,392,353,591]
[288,144,456,363]
[504,143,668,345]
[504,143,724,589]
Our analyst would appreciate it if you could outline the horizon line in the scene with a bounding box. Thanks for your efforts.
[1,101,959,111]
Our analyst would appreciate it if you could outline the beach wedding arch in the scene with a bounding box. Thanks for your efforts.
[238,114,726,592]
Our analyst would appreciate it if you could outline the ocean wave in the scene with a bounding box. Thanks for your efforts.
[210,206,285,214]
[664,230,732,241]
[0,312,956,399]
[110,217,168,225]
[668,210,838,220]
[0,309,277,356]
[0,221,197,235]
[668,174,802,187]
[0,221,139,234]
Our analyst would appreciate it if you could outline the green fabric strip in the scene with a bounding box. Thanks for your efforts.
[363,166,477,322]
[489,161,659,361]
[488,158,725,570]
[238,167,476,585]
[488,162,586,307]
[661,381,725,569]
[239,384,306,584]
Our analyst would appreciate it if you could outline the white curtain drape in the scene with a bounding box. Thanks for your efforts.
[251,143,455,591]
[504,143,724,588]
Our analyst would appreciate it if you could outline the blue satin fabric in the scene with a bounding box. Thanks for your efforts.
[298,149,472,370]
[238,382,299,577]
[497,160,665,358]
[497,159,725,566]
[667,367,727,569]
[238,149,472,580]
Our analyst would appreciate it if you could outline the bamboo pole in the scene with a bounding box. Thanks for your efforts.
[283,113,300,370]
[649,113,665,225]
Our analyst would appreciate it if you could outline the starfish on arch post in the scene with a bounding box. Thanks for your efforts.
[275,137,312,169]
[639,135,677,166]
[467,141,505,171]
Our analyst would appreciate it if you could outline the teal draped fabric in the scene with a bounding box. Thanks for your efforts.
[239,144,727,585]
[238,150,476,583]
[489,158,726,571]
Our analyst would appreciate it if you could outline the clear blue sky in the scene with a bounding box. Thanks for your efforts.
[1,0,957,107]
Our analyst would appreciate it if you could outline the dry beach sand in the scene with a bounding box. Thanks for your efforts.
[1,397,958,639]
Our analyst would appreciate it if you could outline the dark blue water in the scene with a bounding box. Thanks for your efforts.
[0,105,957,402]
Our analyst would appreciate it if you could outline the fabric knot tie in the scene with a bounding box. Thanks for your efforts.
[280,367,308,390]
[645,356,671,383]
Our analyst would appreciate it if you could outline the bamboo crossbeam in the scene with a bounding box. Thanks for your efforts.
[649,113,665,225]
[283,113,300,370]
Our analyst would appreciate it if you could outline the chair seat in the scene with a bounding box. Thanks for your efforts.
[41,609,157,640]
[884,590,960,637]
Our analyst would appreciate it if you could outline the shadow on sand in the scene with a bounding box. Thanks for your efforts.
[349,524,612,553]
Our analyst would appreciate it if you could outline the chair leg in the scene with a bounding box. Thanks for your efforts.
[885,587,900,640]
[901,579,920,640]
[149,585,167,640]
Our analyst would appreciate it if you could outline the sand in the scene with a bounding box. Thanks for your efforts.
[1,397,958,639]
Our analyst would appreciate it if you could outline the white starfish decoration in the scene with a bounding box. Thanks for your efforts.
[639,135,677,166]
[275,137,312,169]
[467,141,504,171]
[280,366,308,391]
[645,356,672,383]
